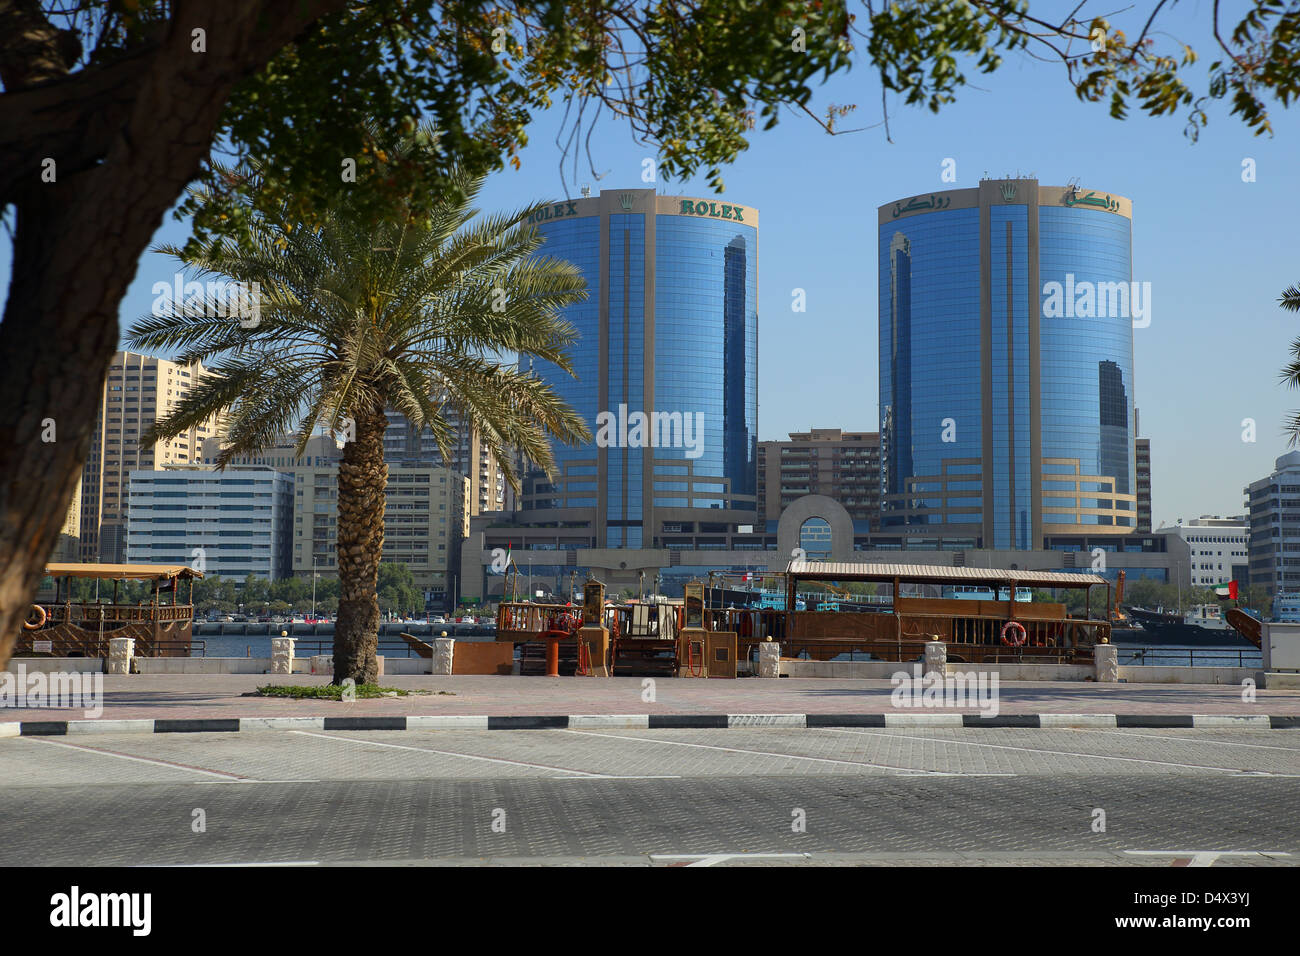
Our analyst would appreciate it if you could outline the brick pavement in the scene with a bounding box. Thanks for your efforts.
[1,673,1298,723]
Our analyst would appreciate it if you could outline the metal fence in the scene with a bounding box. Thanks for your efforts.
[1118,647,1263,667]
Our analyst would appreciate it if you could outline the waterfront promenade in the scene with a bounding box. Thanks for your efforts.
[3,674,1299,725]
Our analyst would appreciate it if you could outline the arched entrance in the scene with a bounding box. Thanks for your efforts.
[775,495,855,563]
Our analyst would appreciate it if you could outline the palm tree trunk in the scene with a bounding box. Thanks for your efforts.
[333,402,388,684]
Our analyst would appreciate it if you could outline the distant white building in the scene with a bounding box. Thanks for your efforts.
[1154,515,1249,587]
[1245,450,1300,615]
[126,465,294,580]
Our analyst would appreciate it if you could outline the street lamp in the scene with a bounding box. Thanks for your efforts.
[312,556,319,619]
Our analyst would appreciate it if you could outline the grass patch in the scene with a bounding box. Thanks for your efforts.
[255,683,427,699]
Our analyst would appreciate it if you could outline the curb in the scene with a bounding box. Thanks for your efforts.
[2,713,1297,736]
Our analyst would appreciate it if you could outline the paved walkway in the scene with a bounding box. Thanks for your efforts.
[1,673,1297,722]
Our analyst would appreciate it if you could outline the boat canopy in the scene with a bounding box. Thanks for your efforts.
[784,560,1106,591]
[44,563,205,581]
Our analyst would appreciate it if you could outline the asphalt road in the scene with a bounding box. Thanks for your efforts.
[1,727,1297,866]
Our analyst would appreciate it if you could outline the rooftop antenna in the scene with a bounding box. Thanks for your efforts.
[580,184,591,198]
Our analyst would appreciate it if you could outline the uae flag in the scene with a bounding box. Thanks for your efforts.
[1212,581,1239,600]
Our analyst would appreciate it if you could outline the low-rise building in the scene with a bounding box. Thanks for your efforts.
[1154,515,1249,588]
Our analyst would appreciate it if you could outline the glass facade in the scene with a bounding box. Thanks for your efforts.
[527,216,600,512]
[879,209,982,531]
[607,214,645,546]
[879,182,1135,549]
[523,192,758,548]
[654,216,758,512]
[1038,206,1135,530]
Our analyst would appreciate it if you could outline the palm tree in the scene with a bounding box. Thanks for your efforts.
[1280,284,1300,441]
[127,153,590,683]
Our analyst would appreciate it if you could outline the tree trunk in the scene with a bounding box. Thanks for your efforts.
[333,402,389,685]
[0,1,345,672]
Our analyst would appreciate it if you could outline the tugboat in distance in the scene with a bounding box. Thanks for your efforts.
[1125,603,1256,647]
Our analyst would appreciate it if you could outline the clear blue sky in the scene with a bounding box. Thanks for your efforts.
[5,5,1297,533]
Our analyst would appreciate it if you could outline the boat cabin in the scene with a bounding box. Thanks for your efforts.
[18,563,204,658]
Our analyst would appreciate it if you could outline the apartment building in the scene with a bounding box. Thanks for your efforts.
[757,429,881,528]
[80,352,220,562]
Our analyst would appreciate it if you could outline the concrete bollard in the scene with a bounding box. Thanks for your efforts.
[107,637,135,675]
[1095,642,1119,682]
[310,654,333,676]
[270,637,295,675]
[757,640,781,678]
[432,638,454,676]
[924,639,947,680]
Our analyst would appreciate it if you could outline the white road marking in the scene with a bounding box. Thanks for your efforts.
[1125,850,1292,867]
[651,853,810,867]
[19,736,249,780]
[151,861,321,867]
[1071,728,1300,753]
[824,728,1281,774]
[289,729,609,777]
[559,728,1011,776]
[548,775,684,780]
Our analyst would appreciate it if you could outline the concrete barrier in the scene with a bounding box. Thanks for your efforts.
[451,642,513,675]
[5,658,104,674]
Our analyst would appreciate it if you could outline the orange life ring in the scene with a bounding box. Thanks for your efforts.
[1000,620,1027,647]
[23,604,47,630]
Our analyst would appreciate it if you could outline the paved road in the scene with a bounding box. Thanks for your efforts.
[1,727,1297,865]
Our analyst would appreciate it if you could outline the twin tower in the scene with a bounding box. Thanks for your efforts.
[518,179,1136,554]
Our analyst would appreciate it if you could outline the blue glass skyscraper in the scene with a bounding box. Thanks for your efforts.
[878,179,1137,550]
[519,188,759,549]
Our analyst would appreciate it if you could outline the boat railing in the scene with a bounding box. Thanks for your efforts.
[39,602,195,625]
[496,603,584,639]
[898,613,1108,649]
[705,608,789,640]
[702,606,1107,649]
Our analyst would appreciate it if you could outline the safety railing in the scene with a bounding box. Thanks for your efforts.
[1118,647,1264,667]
